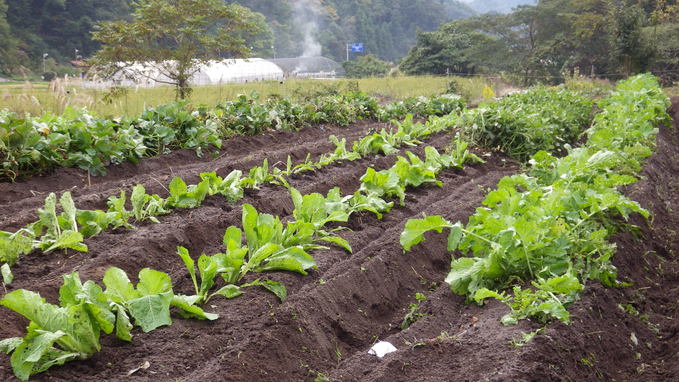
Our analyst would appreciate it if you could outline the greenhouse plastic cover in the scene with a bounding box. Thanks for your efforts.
[84,58,286,88]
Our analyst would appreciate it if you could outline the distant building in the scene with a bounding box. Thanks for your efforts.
[269,57,345,79]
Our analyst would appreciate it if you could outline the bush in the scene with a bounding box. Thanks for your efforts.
[343,55,391,78]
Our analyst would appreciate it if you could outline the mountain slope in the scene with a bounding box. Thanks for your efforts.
[2,0,479,75]
[464,0,536,14]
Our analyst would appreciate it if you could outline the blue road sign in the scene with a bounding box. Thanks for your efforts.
[350,43,364,53]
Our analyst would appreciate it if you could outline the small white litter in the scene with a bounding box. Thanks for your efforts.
[368,341,397,358]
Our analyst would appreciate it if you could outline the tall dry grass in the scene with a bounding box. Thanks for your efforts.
[0,76,488,117]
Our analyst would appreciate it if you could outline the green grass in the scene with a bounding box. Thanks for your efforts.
[0,76,484,118]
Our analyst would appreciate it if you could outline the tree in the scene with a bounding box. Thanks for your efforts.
[343,54,391,78]
[607,0,647,76]
[400,24,477,75]
[91,0,270,99]
[0,0,16,74]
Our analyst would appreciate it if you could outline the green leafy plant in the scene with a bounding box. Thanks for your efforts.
[240,159,274,189]
[0,274,116,381]
[199,170,244,201]
[400,74,669,325]
[0,230,34,266]
[0,267,216,380]
[317,135,361,166]
[130,185,171,223]
[290,187,352,253]
[1,263,12,286]
[459,87,594,161]
[177,204,318,302]
[34,193,88,254]
[165,177,210,209]
[474,274,583,325]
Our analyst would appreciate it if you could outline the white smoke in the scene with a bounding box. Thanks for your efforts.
[293,0,322,57]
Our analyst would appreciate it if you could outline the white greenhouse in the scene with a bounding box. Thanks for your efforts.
[84,58,285,88]
[83,56,345,89]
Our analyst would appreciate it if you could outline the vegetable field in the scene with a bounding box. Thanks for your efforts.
[1,77,678,381]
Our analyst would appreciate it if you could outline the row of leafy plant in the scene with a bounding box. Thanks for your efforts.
[0,91,465,180]
[0,110,462,277]
[400,74,670,325]
[451,87,594,162]
[0,137,483,380]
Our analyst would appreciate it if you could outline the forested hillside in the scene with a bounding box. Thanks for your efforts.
[463,0,536,14]
[0,0,477,76]
[233,0,476,62]
[0,0,133,75]
[401,0,679,84]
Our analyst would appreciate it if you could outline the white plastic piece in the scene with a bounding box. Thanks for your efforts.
[368,341,397,358]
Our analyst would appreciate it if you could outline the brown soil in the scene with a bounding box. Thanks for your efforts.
[1,99,678,382]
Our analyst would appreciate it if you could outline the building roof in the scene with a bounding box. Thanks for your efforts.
[268,57,345,76]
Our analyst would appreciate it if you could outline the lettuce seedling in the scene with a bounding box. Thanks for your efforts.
[0,273,114,381]
[240,159,273,189]
[34,192,87,253]
[130,184,171,223]
[290,187,352,253]
[199,170,244,202]
[103,267,217,335]
[177,205,318,302]
[165,177,210,209]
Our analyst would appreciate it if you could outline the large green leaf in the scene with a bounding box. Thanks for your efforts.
[136,268,172,295]
[168,177,188,199]
[102,267,137,303]
[8,330,77,381]
[170,295,219,320]
[0,337,22,354]
[37,193,59,236]
[223,226,242,250]
[1,290,67,335]
[44,230,87,253]
[131,184,147,220]
[177,246,198,294]
[59,192,78,232]
[197,254,219,299]
[318,235,352,253]
[111,303,133,342]
[400,216,452,251]
[256,246,316,275]
[127,292,173,332]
